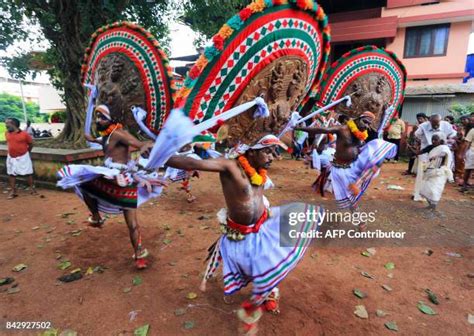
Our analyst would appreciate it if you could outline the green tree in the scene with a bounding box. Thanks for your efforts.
[449,103,474,118]
[1,0,172,148]
[0,92,45,123]
[181,0,247,45]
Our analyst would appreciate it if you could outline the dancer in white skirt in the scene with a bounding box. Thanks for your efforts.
[167,134,323,334]
[296,112,397,230]
[57,105,166,269]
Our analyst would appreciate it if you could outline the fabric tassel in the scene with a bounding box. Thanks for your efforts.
[131,106,157,140]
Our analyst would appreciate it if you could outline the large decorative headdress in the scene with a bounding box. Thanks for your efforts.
[81,22,175,135]
[307,45,406,130]
[174,0,331,145]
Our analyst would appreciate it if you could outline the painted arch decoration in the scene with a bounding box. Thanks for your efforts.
[174,0,331,144]
[81,21,175,134]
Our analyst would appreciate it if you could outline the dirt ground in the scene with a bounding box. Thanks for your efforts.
[0,160,473,336]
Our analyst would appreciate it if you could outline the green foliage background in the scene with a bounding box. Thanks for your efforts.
[0,92,46,123]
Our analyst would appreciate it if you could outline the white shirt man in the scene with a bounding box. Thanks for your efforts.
[415,116,456,150]
[413,115,456,201]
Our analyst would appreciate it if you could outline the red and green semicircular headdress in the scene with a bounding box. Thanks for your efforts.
[81,21,175,134]
[315,45,407,118]
[174,0,331,124]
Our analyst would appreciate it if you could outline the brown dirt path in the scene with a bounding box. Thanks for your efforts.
[0,161,473,335]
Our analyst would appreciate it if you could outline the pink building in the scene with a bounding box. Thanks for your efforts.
[320,0,474,123]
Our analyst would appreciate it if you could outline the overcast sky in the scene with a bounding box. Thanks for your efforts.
[0,19,199,82]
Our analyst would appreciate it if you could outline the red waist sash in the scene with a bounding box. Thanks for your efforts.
[226,209,269,235]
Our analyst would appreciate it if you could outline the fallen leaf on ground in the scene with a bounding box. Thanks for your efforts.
[376,309,387,317]
[70,268,81,274]
[58,272,82,283]
[183,321,195,329]
[129,310,139,321]
[175,308,186,316]
[425,289,439,305]
[354,305,368,319]
[12,263,27,272]
[7,287,20,294]
[423,249,434,256]
[59,330,77,336]
[86,267,94,275]
[132,275,142,286]
[168,262,177,266]
[361,271,375,279]
[387,185,404,190]
[384,262,395,270]
[61,212,75,218]
[353,289,367,299]
[71,229,82,237]
[417,301,436,315]
[468,314,474,325]
[32,226,40,230]
[385,321,398,331]
[163,239,172,245]
[40,329,59,336]
[361,251,371,257]
[123,287,132,293]
[0,277,14,286]
[93,266,104,273]
[134,324,149,336]
[57,260,71,270]
[382,284,393,292]
[446,252,462,258]
[186,292,198,300]
[366,247,376,256]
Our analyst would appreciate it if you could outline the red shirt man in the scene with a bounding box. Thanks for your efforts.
[6,130,32,158]
[4,118,36,199]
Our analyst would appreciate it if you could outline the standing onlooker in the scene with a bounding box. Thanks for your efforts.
[415,114,457,152]
[454,115,471,184]
[444,115,457,130]
[461,118,474,192]
[4,117,36,199]
[416,113,429,125]
[403,125,419,175]
[385,115,405,162]
[25,120,35,137]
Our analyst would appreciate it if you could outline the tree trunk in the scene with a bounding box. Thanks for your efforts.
[37,0,88,149]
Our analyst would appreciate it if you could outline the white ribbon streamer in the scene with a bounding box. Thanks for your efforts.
[145,97,270,170]
[131,106,157,140]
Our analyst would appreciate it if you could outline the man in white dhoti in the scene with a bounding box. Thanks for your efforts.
[418,132,454,216]
[413,114,456,201]
[4,117,36,199]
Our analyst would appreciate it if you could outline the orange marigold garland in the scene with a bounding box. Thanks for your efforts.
[346,119,368,141]
[99,123,123,137]
[237,156,267,186]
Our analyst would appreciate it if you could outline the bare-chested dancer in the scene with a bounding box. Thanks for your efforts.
[296,112,397,229]
[57,105,164,269]
[167,134,323,335]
